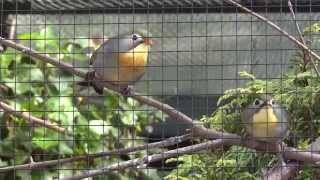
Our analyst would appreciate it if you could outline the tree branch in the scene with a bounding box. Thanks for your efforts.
[224,0,320,69]
[62,137,320,180]
[61,139,225,180]
[0,36,233,140]
[263,137,320,180]
[0,134,191,172]
[287,0,320,76]
[0,101,66,133]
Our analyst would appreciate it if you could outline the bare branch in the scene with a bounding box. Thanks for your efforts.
[288,0,320,76]
[0,101,66,133]
[223,0,320,71]
[61,139,224,180]
[62,137,320,180]
[0,36,232,140]
[262,161,299,180]
[0,37,86,78]
[263,137,320,180]
[0,134,191,172]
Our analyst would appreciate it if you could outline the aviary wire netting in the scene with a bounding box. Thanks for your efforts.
[0,0,320,179]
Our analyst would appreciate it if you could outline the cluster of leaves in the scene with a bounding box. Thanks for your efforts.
[165,24,320,179]
[0,27,164,179]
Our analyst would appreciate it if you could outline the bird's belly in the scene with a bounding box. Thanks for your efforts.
[249,107,283,142]
[97,66,146,85]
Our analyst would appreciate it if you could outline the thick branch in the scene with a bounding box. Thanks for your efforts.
[0,134,191,172]
[263,137,320,180]
[0,101,66,133]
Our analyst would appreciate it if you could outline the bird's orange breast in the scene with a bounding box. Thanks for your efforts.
[116,43,149,84]
[118,43,149,68]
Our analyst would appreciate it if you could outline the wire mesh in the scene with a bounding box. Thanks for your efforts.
[0,0,319,179]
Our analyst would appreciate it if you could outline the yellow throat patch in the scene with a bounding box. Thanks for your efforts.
[251,106,279,138]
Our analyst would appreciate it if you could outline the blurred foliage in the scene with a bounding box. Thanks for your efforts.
[165,23,320,179]
[0,27,165,179]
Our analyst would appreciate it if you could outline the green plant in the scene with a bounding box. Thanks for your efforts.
[0,27,164,179]
[165,23,320,179]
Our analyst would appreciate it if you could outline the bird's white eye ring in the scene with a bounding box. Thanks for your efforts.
[132,34,138,41]
[270,99,275,105]
[253,99,262,106]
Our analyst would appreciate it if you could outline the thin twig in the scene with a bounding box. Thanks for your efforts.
[7,14,17,42]
[224,0,320,77]
[0,134,191,172]
[0,101,66,133]
[61,139,225,180]
[288,0,320,76]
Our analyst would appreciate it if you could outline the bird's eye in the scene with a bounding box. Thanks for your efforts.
[132,34,138,41]
[271,100,275,105]
[253,99,262,106]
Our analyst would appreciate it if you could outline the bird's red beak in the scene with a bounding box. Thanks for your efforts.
[144,38,153,46]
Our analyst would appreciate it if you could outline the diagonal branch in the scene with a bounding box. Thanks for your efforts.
[287,0,320,76]
[0,134,191,172]
[224,0,320,75]
[0,36,233,140]
[0,101,66,133]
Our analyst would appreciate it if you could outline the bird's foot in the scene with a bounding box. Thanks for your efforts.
[120,85,133,96]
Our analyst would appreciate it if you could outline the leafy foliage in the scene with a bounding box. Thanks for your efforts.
[165,23,320,179]
[0,27,164,179]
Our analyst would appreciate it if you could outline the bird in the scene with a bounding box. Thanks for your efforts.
[78,31,153,95]
[241,94,289,165]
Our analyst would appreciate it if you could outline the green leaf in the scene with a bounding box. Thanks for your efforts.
[89,120,111,135]
[59,142,73,155]
[239,71,255,80]
[32,133,59,150]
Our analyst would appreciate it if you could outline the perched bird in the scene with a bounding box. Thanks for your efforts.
[79,32,153,95]
[241,94,289,165]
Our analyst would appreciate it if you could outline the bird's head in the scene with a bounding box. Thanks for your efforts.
[250,94,276,109]
[131,29,153,46]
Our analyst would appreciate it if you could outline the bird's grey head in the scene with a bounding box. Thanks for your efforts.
[121,33,148,50]
[250,94,276,110]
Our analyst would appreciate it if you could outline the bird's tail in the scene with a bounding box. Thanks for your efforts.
[77,71,104,95]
